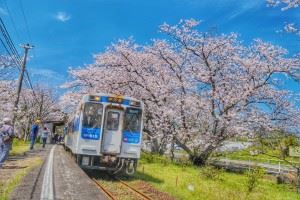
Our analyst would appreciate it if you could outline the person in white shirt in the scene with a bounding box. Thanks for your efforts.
[41,127,49,148]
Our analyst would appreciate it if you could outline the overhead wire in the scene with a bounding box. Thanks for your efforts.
[18,0,32,42]
[0,22,33,93]
[0,12,37,101]
[1,0,22,43]
[17,0,40,99]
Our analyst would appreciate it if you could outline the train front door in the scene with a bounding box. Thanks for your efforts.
[101,108,124,154]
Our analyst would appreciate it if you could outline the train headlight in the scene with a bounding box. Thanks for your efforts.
[89,95,100,101]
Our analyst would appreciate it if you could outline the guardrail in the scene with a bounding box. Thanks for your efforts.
[225,155,300,166]
[211,157,297,175]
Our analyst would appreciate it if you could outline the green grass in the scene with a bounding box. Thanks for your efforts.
[10,139,41,156]
[10,140,30,156]
[132,153,300,200]
[0,139,42,200]
[0,157,42,200]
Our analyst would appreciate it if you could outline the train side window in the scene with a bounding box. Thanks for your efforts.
[106,111,120,131]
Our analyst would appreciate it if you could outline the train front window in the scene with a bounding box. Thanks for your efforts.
[106,111,120,131]
[82,103,103,128]
[124,108,142,132]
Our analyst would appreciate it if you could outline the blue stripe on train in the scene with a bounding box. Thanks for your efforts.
[81,127,101,140]
[123,131,140,144]
[101,96,130,105]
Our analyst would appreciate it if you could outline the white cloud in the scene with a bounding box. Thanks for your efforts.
[0,7,8,16]
[54,11,71,22]
[30,68,64,81]
[284,23,300,36]
[227,1,264,20]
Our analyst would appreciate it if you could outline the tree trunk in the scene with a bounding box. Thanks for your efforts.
[170,136,175,161]
[191,150,211,166]
[191,145,217,166]
[151,137,160,154]
[174,136,221,166]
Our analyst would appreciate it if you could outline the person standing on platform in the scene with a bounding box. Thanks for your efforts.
[0,118,15,168]
[41,126,49,148]
[30,119,40,150]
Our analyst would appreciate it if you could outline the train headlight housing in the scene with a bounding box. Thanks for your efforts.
[130,100,141,107]
[89,95,100,101]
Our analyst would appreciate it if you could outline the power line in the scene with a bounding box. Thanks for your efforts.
[18,0,39,77]
[0,1,38,103]
[0,16,37,101]
[18,0,32,43]
[1,0,22,43]
[16,0,40,96]
[0,18,22,65]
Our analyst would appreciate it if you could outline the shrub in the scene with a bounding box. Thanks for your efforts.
[141,152,156,163]
[200,165,224,180]
[245,166,265,193]
[174,156,192,169]
[141,152,171,165]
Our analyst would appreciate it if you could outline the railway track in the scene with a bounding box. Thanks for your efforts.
[92,176,153,200]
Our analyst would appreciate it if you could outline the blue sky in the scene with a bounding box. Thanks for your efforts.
[0,0,299,92]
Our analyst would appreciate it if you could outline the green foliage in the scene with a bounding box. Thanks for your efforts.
[174,156,193,169]
[134,153,300,200]
[245,166,265,193]
[256,131,299,159]
[141,152,171,166]
[10,139,30,156]
[200,165,224,180]
[0,157,42,200]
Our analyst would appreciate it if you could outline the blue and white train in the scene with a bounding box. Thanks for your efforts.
[64,94,144,175]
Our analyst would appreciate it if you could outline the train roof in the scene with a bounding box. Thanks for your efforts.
[82,93,142,102]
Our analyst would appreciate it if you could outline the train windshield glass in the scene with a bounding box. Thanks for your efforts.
[106,111,120,131]
[82,103,103,128]
[124,108,142,132]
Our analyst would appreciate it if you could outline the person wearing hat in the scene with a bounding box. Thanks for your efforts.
[30,119,40,150]
[0,117,15,168]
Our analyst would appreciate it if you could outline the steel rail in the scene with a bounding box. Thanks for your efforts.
[112,176,153,200]
[92,178,116,200]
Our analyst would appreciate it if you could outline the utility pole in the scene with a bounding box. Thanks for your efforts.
[12,43,33,125]
[39,92,44,119]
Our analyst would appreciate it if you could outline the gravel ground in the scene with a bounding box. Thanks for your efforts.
[87,171,176,200]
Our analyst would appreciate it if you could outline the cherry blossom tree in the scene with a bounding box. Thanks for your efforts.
[267,0,300,36]
[0,81,64,139]
[0,53,64,138]
[159,19,300,164]
[63,19,300,165]
[0,80,15,118]
[16,86,65,139]
[267,0,300,10]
